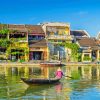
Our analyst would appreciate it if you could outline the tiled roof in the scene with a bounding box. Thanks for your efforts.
[95,40,100,45]
[29,39,47,47]
[0,24,45,35]
[25,25,44,34]
[70,30,89,37]
[0,24,8,30]
[8,24,27,32]
[78,38,99,49]
[0,24,3,30]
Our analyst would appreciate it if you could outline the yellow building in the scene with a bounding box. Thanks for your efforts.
[25,25,49,61]
[78,37,100,62]
[7,24,29,62]
[42,22,72,61]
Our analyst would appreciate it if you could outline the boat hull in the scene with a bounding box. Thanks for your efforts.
[21,78,60,85]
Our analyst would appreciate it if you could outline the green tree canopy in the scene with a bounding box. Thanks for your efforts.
[0,29,10,35]
[0,39,10,47]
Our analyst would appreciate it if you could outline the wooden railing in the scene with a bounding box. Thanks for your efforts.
[47,35,73,40]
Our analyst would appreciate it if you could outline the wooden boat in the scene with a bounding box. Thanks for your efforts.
[21,77,60,85]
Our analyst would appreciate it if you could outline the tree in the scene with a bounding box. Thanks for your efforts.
[0,39,10,47]
[0,29,9,35]
[58,42,79,61]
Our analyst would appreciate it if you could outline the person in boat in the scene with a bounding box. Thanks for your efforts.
[55,67,64,79]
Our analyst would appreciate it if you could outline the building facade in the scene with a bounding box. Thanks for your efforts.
[77,37,100,62]
[26,25,49,61]
[42,22,73,61]
[0,24,49,62]
[0,23,100,63]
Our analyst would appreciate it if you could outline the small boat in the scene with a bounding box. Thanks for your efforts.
[21,78,60,85]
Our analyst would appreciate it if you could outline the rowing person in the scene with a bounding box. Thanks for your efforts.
[55,67,64,79]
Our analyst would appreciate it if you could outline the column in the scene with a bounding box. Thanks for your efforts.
[81,52,84,62]
[97,50,99,61]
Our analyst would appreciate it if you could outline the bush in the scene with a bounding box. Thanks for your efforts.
[20,59,25,63]
[83,56,92,61]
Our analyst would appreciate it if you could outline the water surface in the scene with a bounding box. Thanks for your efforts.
[0,65,100,100]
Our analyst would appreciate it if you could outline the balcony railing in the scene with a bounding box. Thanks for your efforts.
[10,38,28,42]
[47,35,73,40]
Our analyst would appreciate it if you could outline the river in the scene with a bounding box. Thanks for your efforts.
[0,65,100,100]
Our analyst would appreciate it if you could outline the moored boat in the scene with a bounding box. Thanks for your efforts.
[21,77,60,85]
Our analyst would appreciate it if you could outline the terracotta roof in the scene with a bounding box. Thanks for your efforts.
[70,30,89,37]
[8,24,27,32]
[78,38,99,49]
[0,24,8,30]
[95,40,100,45]
[25,25,45,34]
[29,39,47,47]
[0,24,3,30]
[0,24,45,35]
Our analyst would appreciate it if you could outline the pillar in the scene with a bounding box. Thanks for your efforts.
[47,47,49,61]
[81,52,84,62]
[97,50,99,61]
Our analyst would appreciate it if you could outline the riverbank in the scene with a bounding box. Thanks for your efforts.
[63,62,100,66]
[0,62,99,67]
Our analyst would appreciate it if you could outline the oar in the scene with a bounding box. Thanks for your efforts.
[63,75,73,79]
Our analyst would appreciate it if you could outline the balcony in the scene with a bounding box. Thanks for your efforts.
[47,35,73,40]
[10,38,28,42]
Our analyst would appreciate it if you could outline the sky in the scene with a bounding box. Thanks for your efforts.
[0,0,100,37]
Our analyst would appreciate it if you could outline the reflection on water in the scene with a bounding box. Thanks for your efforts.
[0,65,100,99]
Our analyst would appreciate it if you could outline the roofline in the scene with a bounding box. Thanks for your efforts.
[40,22,70,27]
[70,30,90,37]
[83,30,90,38]
[96,32,100,39]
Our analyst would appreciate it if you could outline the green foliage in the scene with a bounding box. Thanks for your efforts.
[0,39,10,47]
[71,71,80,79]
[20,59,25,63]
[58,42,79,61]
[78,53,82,62]
[10,37,27,42]
[83,56,92,61]
[0,29,9,35]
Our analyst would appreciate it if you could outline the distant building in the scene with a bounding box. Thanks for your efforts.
[26,25,49,61]
[41,22,73,61]
[77,37,100,62]
[0,24,49,62]
[70,30,90,43]
[96,32,100,40]
[0,23,100,63]
[8,24,29,61]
